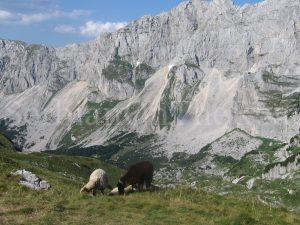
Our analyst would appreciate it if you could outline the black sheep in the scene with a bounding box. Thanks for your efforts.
[117,161,153,194]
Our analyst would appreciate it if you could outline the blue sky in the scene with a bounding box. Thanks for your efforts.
[0,0,262,47]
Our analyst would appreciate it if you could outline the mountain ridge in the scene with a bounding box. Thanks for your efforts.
[0,0,299,153]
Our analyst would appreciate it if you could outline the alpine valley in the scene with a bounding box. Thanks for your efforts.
[0,0,299,211]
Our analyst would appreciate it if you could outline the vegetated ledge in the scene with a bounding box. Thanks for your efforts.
[0,132,21,152]
[102,53,133,84]
[0,118,27,151]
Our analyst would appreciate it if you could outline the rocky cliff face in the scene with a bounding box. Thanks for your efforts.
[0,0,299,153]
[262,154,300,180]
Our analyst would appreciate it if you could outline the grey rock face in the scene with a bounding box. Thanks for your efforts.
[11,169,51,190]
[0,41,58,94]
[0,0,299,153]
[290,134,300,147]
[262,154,300,180]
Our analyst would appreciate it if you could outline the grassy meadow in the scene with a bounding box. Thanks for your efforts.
[0,134,299,225]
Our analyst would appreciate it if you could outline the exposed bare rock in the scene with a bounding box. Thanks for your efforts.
[0,0,299,154]
[262,154,300,180]
[11,169,51,190]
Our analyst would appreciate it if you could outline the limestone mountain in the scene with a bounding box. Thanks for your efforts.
[0,0,299,156]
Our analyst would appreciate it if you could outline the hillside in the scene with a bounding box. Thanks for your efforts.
[0,148,299,225]
[0,133,16,152]
[13,129,300,212]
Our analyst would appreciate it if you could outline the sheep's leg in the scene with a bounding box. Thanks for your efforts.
[145,180,151,190]
[100,188,105,195]
[138,183,143,192]
[92,189,96,196]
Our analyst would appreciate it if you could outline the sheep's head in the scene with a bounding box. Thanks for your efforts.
[80,180,96,194]
[80,186,88,194]
[117,180,125,195]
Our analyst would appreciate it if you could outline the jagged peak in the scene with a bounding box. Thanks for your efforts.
[212,0,234,4]
[211,0,236,11]
[0,39,27,46]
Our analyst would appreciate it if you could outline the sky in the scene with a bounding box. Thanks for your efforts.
[0,0,262,47]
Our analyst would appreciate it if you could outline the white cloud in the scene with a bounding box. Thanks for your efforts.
[0,9,15,22]
[0,9,91,25]
[19,10,91,25]
[19,11,62,24]
[54,24,76,34]
[79,21,127,37]
[0,0,59,12]
[54,21,128,37]
[69,10,91,18]
[54,21,127,37]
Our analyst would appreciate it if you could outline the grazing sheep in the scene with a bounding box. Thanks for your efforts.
[108,185,135,196]
[80,169,112,195]
[117,161,153,194]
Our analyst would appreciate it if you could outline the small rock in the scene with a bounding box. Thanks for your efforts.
[39,180,51,190]
[246,178,256,190]
[232,176,245,184]
[199,165,212,170]
[175,171,182,180]
[190,181,197,189]
[11,169,51,191]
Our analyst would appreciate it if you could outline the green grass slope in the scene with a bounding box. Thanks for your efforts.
[0,133,15,151]
[0,150,299,225]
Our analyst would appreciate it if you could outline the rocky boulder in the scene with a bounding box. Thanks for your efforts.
[11,169,51,191]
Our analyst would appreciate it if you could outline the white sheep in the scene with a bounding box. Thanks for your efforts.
[108,185,135,196]
[80,169,112,195]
